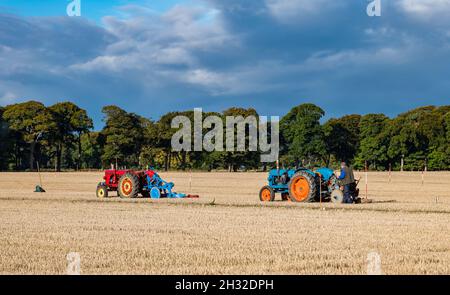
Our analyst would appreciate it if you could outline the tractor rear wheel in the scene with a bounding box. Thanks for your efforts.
[288,171,317,202]
[96,184,108,199]
[259,186,275,202]
[118,173,140,198]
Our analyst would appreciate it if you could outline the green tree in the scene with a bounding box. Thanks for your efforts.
[80,132,104,169]
[446,112,450,146]
[101,105,145,168]
[71,107,94,169]
[49,102,93,171]
[354,114,390,170]
[446,111,450,166]
[386,106,445,170]
[138,116,161,168]
[427,108,450,170]
[324,114,361,165]
[154,110,221,171]
[3,101,55,170]
[280,103,327,167]
[154,111,182,171]
[194,111,224,171]
[0,106,11,170]
[221,107,260,172]
[169,110,195,171]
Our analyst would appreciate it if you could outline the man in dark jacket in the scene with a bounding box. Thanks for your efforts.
[338,161,355,203]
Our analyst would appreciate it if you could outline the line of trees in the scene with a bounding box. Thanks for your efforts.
[1,101,449,171]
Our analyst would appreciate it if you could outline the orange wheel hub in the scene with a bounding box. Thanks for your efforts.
[291,177,310,202]
[261,188,272,201]
[121,178,133,195]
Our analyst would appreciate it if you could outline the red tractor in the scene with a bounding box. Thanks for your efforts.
[96,168,198,199]
[96,169,145,198]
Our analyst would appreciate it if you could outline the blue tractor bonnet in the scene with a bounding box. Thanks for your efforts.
[314,167,335,182]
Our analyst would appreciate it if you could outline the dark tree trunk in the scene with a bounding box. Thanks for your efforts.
[55,142,62,172]
[325,155,331,167]
[181,151,186,171]
[164,150,169,171]
[15,143,19,170]
[168,152,171,170]
[77,132,82,171]
[29,141,35,171]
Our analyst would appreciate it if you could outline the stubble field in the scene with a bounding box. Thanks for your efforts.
[0,171,449,274]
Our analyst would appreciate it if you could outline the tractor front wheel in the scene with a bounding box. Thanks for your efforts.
[288,171,317,202]
[96,184,108,199]
[118,173,140,198]
[259,186,275,202]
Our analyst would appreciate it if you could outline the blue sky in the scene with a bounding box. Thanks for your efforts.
[0,0,184,20]
[1,0,450,129]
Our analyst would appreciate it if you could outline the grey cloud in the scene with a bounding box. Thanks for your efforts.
[0,1,449,129]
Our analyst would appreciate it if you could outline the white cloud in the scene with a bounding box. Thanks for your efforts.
[398,0,450,19]
[69,3,239,91]
[303,47,412,71]
[0,91,17,104]
[265,0,344,24]
[183,69,229,90]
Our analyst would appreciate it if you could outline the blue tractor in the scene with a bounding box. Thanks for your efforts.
[259,167,344,203]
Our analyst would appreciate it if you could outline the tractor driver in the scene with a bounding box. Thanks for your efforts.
[338,161,356,204]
